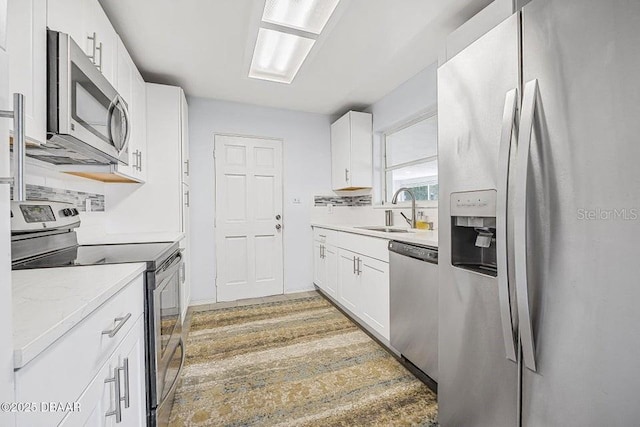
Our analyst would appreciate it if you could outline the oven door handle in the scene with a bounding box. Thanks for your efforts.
[156,252,183,284]
[158,339,185,407]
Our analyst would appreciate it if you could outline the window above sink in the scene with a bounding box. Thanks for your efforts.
[381,112,438,206]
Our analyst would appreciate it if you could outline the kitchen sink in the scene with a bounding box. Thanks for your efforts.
[355,226,411,233]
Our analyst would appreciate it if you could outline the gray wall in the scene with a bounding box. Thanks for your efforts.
[187,97,331,303]
[366,62,439,204]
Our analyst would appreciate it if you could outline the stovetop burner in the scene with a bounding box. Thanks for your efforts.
[11,200,179,270]
[12,242,178,270]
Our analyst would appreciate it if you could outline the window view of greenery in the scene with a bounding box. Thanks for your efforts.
[384,114,438,203]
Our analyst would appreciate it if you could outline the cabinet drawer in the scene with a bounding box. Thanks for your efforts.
[59,317,145,427]
[15,274,144,426]
[337,232,389,263]
[313,227,337,246]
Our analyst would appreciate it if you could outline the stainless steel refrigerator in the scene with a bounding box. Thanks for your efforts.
[438,0,640,426]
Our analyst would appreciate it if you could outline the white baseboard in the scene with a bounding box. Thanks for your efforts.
[189,298,218,307]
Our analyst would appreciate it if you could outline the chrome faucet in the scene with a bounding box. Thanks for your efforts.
[391,187,416,228]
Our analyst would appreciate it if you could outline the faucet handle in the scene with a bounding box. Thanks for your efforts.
[400,212,412,227]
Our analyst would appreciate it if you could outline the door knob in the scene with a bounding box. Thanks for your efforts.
[275,214,281,220]
[275,224,282,230]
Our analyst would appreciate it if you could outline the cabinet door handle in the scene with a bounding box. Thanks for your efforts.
[137,151,143,172]
[184,160,189,176]
[185,191,190,207]
[345,168,349,182]
[102,313,132,338]
[120,358,130,409]
[105,367,123,423]
[353,256,356,274]
[95,41,103,72]
[87,32,97,64]
[357,258,362,275]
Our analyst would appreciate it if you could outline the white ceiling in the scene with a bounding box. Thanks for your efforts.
[99,0,492,115]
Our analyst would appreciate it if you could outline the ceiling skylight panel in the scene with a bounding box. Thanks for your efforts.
[262,0,341,35]
[249,28,315,84]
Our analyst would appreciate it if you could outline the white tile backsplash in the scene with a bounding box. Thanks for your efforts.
[311,205,438,230]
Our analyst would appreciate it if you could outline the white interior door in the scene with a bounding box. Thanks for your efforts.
[0,2,16,422]
[214,135,283,302]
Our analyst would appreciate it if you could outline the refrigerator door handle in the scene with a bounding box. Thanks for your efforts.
[496,88,518,363]
[514,79,539,372]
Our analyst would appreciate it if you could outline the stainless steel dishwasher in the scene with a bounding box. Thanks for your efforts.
[389,240,438,382]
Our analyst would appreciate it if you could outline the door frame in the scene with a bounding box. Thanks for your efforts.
[213,133,285,302]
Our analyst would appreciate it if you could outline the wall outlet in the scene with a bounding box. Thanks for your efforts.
[293,197,301,204]
[327,203,334,214]
[85,198,92,212]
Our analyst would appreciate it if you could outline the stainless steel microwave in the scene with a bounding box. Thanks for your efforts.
[26,30,130,166]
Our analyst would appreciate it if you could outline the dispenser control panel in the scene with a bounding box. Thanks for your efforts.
[450,189,497,218]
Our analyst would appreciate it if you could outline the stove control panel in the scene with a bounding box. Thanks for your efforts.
[11,201,81,233]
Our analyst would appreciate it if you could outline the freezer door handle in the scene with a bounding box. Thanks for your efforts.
[514,79,539,372]
[496,88,518,363]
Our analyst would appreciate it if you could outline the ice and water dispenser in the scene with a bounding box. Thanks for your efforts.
[450,189,497,277]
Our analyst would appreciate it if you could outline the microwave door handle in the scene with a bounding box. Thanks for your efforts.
[112,95,130,157]
[514,79,539,372]
[496,87,518,363]
[106,97,117,149]
[118,96,131,156]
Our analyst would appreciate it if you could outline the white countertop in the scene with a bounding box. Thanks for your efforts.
[80,231,185,245]
[311,223,438,248]
[12,263,146,369]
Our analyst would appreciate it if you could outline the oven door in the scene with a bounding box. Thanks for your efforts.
[152,251,184,408]
[47,30,130,165]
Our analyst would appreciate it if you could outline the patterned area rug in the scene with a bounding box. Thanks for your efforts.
[169,294,438,426]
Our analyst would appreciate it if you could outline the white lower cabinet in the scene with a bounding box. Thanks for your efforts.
[337,248,363,313]
[324,245,338,298]
[313,241,325,289]
[14,274,146,426]
[313,227,390,340]
[312,229,337,299]
[359,255,390,339]
[61,318,145,427]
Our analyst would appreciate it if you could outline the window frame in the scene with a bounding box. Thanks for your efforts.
[379,110,438,208]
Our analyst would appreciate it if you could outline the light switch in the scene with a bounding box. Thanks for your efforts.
[327,203,334,214]
[293,197,301,204]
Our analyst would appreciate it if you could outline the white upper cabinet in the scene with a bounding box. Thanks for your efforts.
[112,37,146,182]
[131,68,147,181]
[48,0,147,183]
[83,0,118,88]
[105,84,187,234]
[7,0,47,145]
[330,111,373,191]
[48,0,118,88]
[180,90,190,186]
[46,0,85,54]
[116,37,133,109]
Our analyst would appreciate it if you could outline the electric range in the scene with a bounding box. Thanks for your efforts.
[10,200,184,427]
